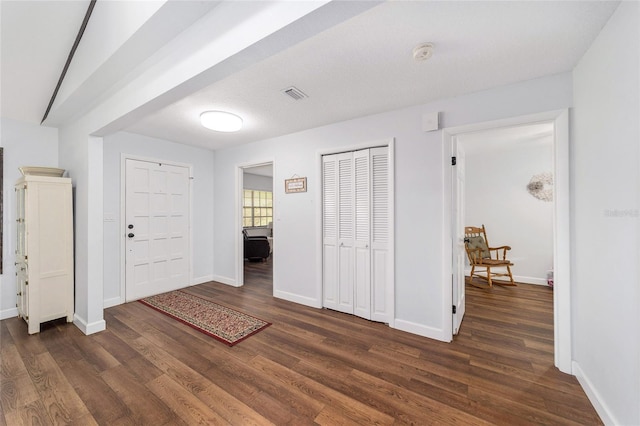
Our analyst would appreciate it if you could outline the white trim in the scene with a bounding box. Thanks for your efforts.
[0,307,18,320]
[119,154,194,303]
[103,297,121,309]
[193,274,214,285]
[463,268,549,286]
[573,361,616,426]
[73,314,106,335]
[316,138,395,325]
[552,109,572,374]
[236,166,244,287]
[393,319,450,342]
[211,274,238,287]
[441,133,454,341]
[387,139,396,327]
[274,289,322,309]
[442,109,572,372]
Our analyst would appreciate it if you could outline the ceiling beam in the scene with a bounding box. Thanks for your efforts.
[41,0,96,124]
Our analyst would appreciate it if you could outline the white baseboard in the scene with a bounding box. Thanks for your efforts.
[211,274,238,287]
[73,314,106,335]
[273,290,322,309]
[464,269,549,286]
[103,297,122,309]
[393,318,450,342]
[513,275,548,286]
[572,361,616,425]
[1,307,18,320]
[193,275,214,285]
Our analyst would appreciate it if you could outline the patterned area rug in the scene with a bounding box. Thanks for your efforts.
[139,290,271,346]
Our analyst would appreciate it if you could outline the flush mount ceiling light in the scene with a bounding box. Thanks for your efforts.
[200,111,243,132]
[413,42,434,61]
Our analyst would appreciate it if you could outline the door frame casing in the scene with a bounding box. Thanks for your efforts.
[119,154,194,304]
[442,109,571,374]
[451,138,466,335]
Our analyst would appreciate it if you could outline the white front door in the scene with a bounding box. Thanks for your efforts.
[125,159,190,301]
[452,141,466,334]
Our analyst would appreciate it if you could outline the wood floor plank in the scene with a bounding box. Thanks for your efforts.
[146,374,230,425]
[60,358,130,424]
[195,381,275,426]
[0,344,42,424]
[0,259,602,425]
[100,364,182,425]
[26,352,95,424]
[249,354,395,425]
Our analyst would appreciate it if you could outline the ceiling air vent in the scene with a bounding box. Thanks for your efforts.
[282,86,308,100]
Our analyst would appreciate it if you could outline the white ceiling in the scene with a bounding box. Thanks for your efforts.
[0,0,91,123]
[1,1,619,151]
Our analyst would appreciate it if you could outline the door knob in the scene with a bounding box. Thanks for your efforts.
[128,233,135,238]
[128,224,134,229]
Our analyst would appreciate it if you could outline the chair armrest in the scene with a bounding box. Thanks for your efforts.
[488,245,511,260]
[488,245,511,251]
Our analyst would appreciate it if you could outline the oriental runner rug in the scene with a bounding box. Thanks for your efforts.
[139,290,271,346]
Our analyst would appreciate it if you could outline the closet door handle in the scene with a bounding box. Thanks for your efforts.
[128,233,135,238]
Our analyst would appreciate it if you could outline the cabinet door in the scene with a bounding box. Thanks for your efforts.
[15,184,27,261]
[16,263,28,319]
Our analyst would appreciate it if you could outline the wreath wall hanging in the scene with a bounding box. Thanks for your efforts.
[527,172,553,202]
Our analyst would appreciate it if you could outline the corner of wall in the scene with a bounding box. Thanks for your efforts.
[572,361,616,425]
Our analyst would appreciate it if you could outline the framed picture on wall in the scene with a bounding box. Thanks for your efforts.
[284,177,307,193]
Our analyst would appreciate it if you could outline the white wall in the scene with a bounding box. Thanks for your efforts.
[572,2,639,425]
[464,136,553,284]
[213,72,572,340]
[0,118,59,319]
[102,131,215,307]
[243,172,273,192]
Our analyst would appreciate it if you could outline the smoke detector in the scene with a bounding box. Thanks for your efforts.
[413,42,434,61]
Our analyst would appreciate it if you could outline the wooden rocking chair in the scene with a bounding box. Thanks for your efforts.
[464,225,516,287]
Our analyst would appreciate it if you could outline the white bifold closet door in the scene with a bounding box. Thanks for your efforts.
[322,147,390,323]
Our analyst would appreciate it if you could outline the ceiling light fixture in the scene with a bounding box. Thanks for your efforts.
[200,111,243,132]
[413,42,434,61]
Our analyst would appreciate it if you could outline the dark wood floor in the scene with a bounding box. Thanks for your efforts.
[1,258,601,425]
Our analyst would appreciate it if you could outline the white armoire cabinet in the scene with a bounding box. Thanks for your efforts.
[15,175,74,334]
[322,147,391,323]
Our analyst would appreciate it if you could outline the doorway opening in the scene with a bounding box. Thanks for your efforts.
[239,163,273,290]
[445,110,571,373]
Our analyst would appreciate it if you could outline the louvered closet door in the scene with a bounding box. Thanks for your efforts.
[353,149,371,319]
[322,147,389,321]
[322,152,352,313]
[370,147,390,323]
